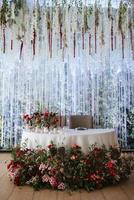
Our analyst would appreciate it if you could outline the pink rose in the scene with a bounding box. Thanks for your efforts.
[58,182,65,190]
[70,155,76,160]
[71,144,80,148]
[42,174,50,183]
[49,177,57,188]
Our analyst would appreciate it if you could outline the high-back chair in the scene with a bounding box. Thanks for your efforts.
[69,115,93,129]
[57,116,66,128]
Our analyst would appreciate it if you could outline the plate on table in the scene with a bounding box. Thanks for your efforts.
[75,127,88,130]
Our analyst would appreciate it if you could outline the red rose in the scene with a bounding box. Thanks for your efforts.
[16,150,24,157]
[44,111,49,117]
[110,169,116,177]
[71,144,80,148]
[47,144,53,149]
[26,116,32,121]
[14,175,21,186]
[94,147,101,152]
[105,160,114,169]
[7,160,14,169]
[23,114,29,120]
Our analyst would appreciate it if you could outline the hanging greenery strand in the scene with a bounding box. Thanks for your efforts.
[111,18,114,51]
[0,1,132,60]
[94,2,99,53]
[58,7,63,49]
[50,28,53,58]
[19,40,23,59]
[82,27,84,49]
[11,39,13,50]
[118,1,127,59]
[118,1,127,34]
[101,11,105,46]
[84,6,88,32]
[114,35,116,49]
[122,33,125,59]
[0,0,9,54]
[108,0,112,20]
[3,28,6,53]
[0,0,9,26]
[33,28,36,56]
[74,32,76,57]
[89,33,91,55]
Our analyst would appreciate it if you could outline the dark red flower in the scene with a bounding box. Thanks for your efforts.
[71,144,80,148]
[16,150,24,158]
[44,111,49,117]
[47,144,53,149]
[7,160,14,169]
[23,114,29,120]
[14,175,21,186]
[109,169,116,177]
[94,147,101,152]
[105,160,114,169]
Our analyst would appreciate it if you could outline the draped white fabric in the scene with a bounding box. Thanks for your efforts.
[0,0,134,148]
[21,129,119,153]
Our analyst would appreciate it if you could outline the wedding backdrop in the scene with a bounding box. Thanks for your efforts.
[0,0,134,149]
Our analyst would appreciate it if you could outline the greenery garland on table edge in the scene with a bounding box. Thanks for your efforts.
[7,143,134,191]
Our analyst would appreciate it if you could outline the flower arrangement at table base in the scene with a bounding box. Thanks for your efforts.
[7,144,134,191]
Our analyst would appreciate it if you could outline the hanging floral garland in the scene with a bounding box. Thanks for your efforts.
[118,1,127,59]
[101,14,105,46]
[58,6,63,49]
[32,3,37,57]
[0,0,9,53]
[46,8,53,58]
[86,5,93,54]
[129,0,134,59]
[0,0,132,59]
[108,0,114,51]
[94,2,100,53]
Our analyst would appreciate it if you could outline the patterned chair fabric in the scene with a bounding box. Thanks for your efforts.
[57,116,66,127]
[69,115,93,129]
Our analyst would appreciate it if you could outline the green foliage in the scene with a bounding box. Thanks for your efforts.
[13,0,24,16]
[108,0,112,19]
[95,2,100,27]
[0,0,27,27]
[118,1,127,33]
[0,0,9,26]
[7,143,134,191]
[127,108,134,137]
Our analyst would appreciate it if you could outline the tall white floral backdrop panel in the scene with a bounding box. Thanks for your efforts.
[0,0,134,148]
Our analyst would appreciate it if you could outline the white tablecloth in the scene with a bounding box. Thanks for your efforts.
[21,128,119,153]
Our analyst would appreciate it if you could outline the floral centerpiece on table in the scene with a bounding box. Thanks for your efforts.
[23,111,59,130]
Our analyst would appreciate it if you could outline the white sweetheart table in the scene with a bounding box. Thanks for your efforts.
[21,128,119,153]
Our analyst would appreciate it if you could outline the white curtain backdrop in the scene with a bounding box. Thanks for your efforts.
[0,0,134,148]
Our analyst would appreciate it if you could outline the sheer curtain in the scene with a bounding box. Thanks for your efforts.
[0,0,134,148]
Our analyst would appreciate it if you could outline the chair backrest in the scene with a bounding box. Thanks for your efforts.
[57,116,66,128]
[69,115,93,129]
